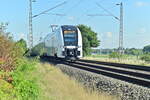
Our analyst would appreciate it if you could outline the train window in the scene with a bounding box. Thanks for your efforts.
[64,30,76,34]
[64,34,76,38]
[63,30,78,46]
[64,37,76,42]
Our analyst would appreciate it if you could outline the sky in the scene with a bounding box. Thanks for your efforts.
[0,0,150,49]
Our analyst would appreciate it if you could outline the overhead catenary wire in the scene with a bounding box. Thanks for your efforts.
[80,0,104,25]
[73,0,95,25]
[87,14,111,16]
[57,0,84,24]
[78,0,113,25]
[96,3,119,21]
[44,12,66,16]
[32,1,67,18]
[85,1,119,22]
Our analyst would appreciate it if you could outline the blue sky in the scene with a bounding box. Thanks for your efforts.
[0,0,150,49]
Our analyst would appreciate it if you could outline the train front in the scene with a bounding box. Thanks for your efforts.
[62,25,82,60]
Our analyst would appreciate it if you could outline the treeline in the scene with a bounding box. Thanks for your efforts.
[92,46,150,62]
[92,48,143,56]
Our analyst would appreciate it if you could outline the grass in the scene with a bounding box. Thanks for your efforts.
[33,63,118,100]
[0,79,15,100]
[84,54,150,66]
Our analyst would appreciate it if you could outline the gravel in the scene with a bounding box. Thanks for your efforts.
[57,64,150,100]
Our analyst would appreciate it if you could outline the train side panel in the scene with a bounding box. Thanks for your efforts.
[44,28,65,58]
[45,33,56,56]
[55,28,65,58]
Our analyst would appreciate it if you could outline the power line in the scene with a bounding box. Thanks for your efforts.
[50,13,66,24]
[44,12,66,16]
[67,0,83,13]
[57,0,84,24]
[96,3,119,20]
[73,0,96,25]
[87,14,111,16]
[77,0,113,25]
[32,1,67,18]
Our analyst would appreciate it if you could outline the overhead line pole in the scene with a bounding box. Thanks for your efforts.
[95,2,124,54]
[29,0,33,50]
[118,2,124,54]
[28,1,67,50]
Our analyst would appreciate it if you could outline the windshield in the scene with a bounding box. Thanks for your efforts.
[63,30,78,46]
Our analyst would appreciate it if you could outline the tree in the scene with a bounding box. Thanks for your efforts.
[124,48,143,56]
[0,23,12,40]
[140,53,150,62]
[109,52,123,59]
[139,45,150,62]
[0,23,19,71]
[77,25,100,56]
[143,45,150,53]
[15,39,28,56]
[30,43,46,56]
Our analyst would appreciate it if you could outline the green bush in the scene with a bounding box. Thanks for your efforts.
[15,39,28,57]
[0,79,16,100]
[0,24,39,100]
[0,26,28,72]
[12,58,39,100]
[30,43,46,56]
[14,80,39,100]
[109,52,123,59]
[140,54,150,62]
[0,35,17,71]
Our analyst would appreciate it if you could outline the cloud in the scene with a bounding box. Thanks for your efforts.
[138,27,147,34]
[135,1,149,7]
[106,32,112,38]
[19,33,25,39]
[68,16,75,21]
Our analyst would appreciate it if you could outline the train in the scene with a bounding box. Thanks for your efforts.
[43,25,83,60]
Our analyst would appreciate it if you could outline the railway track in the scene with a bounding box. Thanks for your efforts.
[41,56,150,88]
[79,59,150,72]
